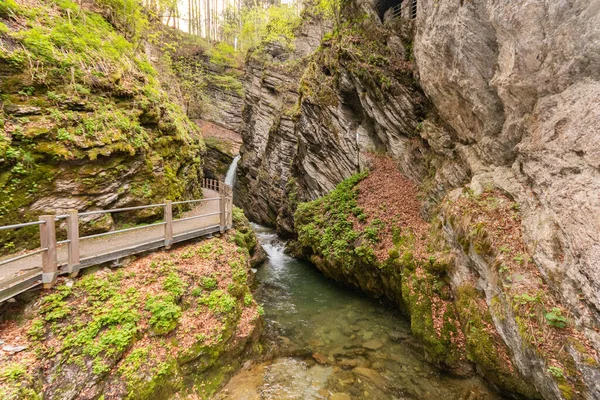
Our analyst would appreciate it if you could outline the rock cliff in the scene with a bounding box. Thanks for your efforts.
[235,8,449,234]
[235,0,600,398]
[0,0,205,250]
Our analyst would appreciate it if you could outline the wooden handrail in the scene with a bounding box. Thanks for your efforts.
[0,181,233,300]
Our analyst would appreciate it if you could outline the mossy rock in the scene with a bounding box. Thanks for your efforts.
[455,285,542,399]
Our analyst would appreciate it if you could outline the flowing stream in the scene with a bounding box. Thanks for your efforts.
[217,225,503,400]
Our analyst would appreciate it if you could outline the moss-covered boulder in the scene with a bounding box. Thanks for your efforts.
[0,225,263,399]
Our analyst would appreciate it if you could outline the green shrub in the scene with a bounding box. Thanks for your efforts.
[548,366,565,379]
[56,128,73,141]
[545,308,568,329]
[163,272,187,298]
[27,319,45,341]
[199,290,237,314]
[201,276,218,290]
[0,363,27,381]
[146,295,181,335]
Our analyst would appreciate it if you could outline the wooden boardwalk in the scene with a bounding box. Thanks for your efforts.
[0,180,233,303]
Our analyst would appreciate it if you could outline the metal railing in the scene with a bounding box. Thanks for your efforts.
[0,221,48,268]
[387,0,416,21]
[0,180,233,298]
[410,0,417,19]
[391,4,402,19]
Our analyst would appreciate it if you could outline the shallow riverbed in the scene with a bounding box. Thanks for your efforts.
[216,225,502,400]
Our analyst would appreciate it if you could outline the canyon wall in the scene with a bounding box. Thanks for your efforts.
[235,9,467,234]
[236,0,600,398]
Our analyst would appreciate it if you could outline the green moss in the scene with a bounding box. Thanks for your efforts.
[455,285,540,398]
[118,347,182,399]
[39,285,72,322]
[163,272,187,299]
[0,0,205,256]
[0,362,41,400]
[33,275,143,379]
[231,207,259,253]
[399,263,461,367]
[0,363,27,381]
[295,171,369,267]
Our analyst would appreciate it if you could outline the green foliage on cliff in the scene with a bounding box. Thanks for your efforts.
[295,171,370,266]
[0,0,205,253]
[299,6,414,110]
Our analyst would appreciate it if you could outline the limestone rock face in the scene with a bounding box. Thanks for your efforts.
[415,2,600,397]
[235,15,464,234]
[201,61,245,132]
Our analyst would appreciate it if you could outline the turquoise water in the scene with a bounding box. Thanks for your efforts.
[217,225,503,400]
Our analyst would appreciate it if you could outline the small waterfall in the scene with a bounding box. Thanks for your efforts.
[225,155,241,188]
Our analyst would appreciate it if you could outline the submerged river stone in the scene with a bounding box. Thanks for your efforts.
[330,393,351,400]
[362,339,384,350]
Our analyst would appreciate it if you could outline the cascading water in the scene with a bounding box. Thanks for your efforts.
[225,155,241,188]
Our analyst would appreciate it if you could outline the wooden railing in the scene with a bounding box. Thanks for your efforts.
[0,181,233,302]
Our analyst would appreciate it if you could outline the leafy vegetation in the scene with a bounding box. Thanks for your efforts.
[295,171,369,267]
[0,0,204,254]
[545,308,568,329]
[146,295,182,335]
[199,290,237,314]
[1,223,263,398]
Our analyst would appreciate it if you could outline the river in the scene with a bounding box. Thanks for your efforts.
[216,224,503,400]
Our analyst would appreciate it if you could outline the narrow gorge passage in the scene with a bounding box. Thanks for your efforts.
[1,0,599,397]
[216,225,502,399]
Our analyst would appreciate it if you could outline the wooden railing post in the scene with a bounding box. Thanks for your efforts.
[164,201,173,249]
[219,193,226,233]
[39,215,57,289]
[228,188,233,228]
[66,209,80,277]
